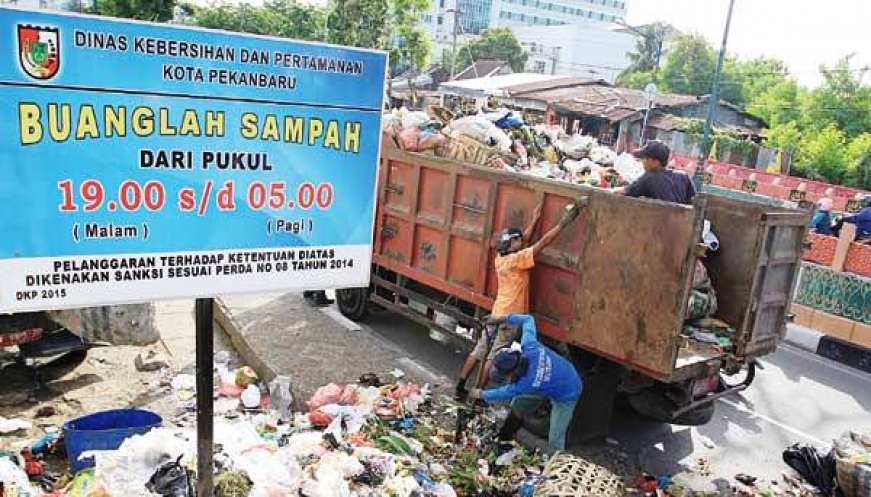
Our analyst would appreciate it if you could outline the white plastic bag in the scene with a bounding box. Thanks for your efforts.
[0,458,38,497]
[400,110,430,130]
[89,428,193,497]
[614,153,645,183]
[557,135,596,159]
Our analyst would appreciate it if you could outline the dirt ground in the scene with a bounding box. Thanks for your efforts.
[0,331,242,482]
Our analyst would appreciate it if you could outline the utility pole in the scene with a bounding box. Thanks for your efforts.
[694,0,737,190]
[449,7,460,80]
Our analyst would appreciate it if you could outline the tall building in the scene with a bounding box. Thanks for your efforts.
[421,0,628,66]
[492,0,627,29]
[0,0,72,10]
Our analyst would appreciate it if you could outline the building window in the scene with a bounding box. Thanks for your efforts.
[439,0,444,6]
[534,61,547,73]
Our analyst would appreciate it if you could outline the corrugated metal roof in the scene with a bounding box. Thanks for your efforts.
[500,77,605,96]
[454,60,510,80]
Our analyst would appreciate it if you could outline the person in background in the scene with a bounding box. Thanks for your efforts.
[842,195,871,241]
[811,198,834,236]
[468,314,582,452]
[454,203,579,399]
[303,290,333,307]
[617,140,696,205]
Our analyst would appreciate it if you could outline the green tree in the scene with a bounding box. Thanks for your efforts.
[624,23,669,74]
[659,34,716,96]
[795,124,849,183]
[390,0,432,75]
[616,70,659,90]
[747,79,805,128]
[189,0,326,40]
[805,56,871,139]
[326,0,391,49]
[845,133,871,189]
[89,0,176,21]
[456,27,528,73]
[765,122,803,154]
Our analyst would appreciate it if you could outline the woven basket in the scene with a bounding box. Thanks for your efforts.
[437,135,498,166]
[534,452,625,497]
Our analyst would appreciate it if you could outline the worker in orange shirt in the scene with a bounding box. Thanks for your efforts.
[455,202,579,399]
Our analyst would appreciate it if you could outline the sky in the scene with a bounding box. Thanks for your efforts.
[626,0,871,87]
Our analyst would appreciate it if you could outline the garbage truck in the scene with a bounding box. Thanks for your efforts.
[336,139,810,443]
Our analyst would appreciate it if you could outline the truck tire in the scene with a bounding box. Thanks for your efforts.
[672,401,716,426]
[336,288,370,321]
[627,387,715,426]
[720,361,757,389]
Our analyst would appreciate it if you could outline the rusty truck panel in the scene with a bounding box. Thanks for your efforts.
[571,193,704,378]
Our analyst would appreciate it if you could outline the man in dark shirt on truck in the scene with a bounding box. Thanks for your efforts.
[619,140,696,205]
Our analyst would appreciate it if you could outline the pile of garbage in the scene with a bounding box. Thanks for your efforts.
[1,359,556,496]
[382,107,645,188]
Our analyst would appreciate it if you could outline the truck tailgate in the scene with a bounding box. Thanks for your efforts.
[703,195,810,357]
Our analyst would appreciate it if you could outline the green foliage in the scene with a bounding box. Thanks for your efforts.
[457,27,528,73]
[765,122,803,153]
[805,56,871,139]
[188,0,326,40]
[326,0,391,49]
[845,134,871,190]
[391,0,433,73]
[624,23,670,73]
[746,80,805,128]
[616,70,658,91]
[89,0,176,21]
[659,34,716,96]
[795,124,849,183]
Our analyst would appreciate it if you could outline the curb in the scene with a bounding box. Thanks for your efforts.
[784,324,871,375]
[214,298,279,383]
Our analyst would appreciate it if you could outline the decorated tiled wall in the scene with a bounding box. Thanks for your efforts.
[794,263,871,326]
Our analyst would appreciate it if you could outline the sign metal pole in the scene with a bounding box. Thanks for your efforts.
[195,298,214,496]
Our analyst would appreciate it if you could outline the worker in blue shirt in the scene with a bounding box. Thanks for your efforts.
[469,314,582,451]
[842,196,871,241]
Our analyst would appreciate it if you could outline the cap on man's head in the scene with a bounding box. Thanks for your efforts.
[632,140,670,165]
[497,228,523,255]
[489,349,521,383]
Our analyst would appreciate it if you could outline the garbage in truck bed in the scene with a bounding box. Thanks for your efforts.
[381,106,643,188]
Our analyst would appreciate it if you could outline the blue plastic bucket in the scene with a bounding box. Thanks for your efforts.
[63,408,162,473]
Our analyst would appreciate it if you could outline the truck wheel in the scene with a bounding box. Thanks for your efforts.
[627,388,715,426]
[720,361,757,389]
[672,401,715,426]
[336,288,370,321]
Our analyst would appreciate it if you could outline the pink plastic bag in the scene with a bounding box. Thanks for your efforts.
[307,383,343,411]
[397,128,421,151]
[306,383,359,411]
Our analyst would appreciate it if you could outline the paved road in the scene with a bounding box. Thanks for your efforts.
[352,306,871,486]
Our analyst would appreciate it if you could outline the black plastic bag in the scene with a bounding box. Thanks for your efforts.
[782,443,837,496]
[146,455,194,497]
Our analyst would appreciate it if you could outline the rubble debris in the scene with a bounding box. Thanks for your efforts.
[36,406,58,418]
[215,470,253,497]
[0,416,32,434]
[736,473,758,486]
[135,350,170,372]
